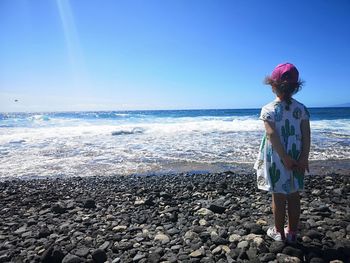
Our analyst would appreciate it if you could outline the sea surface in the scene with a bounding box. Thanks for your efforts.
[0,108,349,179]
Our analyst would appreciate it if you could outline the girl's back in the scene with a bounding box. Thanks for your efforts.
[261,98,309,153]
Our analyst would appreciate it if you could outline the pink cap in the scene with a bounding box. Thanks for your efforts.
[270,63,299,83]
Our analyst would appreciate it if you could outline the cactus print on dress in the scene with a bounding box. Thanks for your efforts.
[254,98,310,194]
[293,107,302,119]
[274,103,283,122]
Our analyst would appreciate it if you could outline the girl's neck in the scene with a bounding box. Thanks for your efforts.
[275,95,292,102]
[275,96,283,102]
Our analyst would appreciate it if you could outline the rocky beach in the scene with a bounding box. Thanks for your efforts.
[0,171,349,263]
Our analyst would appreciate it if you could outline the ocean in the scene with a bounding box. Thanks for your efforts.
[0,107,349,179]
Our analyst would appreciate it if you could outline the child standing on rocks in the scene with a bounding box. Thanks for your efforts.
[254,62,311,242]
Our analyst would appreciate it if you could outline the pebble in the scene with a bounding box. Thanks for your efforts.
[113,225,127,232]
[208,204,226,214]
[229,234,241,243]
[83,199,96,209]
[199,219,208,226]
[0,173,348,262]
[212,246,222,255]
[154,233,170,244]
[259,253,276,262]
[62,254,84,263]
[99,241,110,251]
[237,240,249,249]
[190,248,205,258]
[282,246,304,260]
[276,253,301,263]
[91,249,107,263]
[74,247,90,257]
[14,226,27,235]
[194,208,213,216]
[269,241,285,254]
[132,253,146,262]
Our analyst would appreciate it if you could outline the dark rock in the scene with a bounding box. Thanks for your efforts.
[228,249,240,260]
[177,254,190,261]
[66,243,77,252]
[144,197,155,206]
[305,247,323,262]
[237,240,249,250]
[246,247,258,260]
[199,232,211,242]
[276,253,301,263]
[2,171,349,263]
[62,254,85,263]
[0,254,10,263]
[219,181,228,189]
[269,241,285,253]
[14,226,27,235]
[211,235,229,245]
[153,247,164,256]
[305,230,323,240]
[282,246,304,260]
[234,228,248,236]
[322,248,340,261]
[159,192,172,199]
[91,249,107,263]
[75,247,90,258]
[259,253,276,262]
[83,199,96,209]
[163,253,177,262]
[52,202,67,214]
[237,250,248,260]
[133,253,146,262]
[99,241,110,251]
[244,222,264,234]
[316,205,331,213]
[309,258,326,263]
[113,241,133,251]
[66,200,76,209]
[346,224,350,234]
[38,227,52,238]
[208,204,226,214]
[27,218,37,226]
[167,228,180,235]
[218,228,228,238]
[192,226,205,233]
[168,212,178,222]
[41,246,65,263]
[341,240,350,257]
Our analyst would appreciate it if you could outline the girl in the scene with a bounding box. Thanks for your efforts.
[254,63,311,242]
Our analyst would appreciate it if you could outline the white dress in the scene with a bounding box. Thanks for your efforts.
[254,98,310,194]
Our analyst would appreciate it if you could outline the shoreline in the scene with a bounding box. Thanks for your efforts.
[1,158,349,182]
[0,172,349,262]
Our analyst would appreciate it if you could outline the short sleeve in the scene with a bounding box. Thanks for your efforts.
[302,105,310,120]
[259,105,274,122]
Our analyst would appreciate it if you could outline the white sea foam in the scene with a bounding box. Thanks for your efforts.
[29,114,50,122]
[111,127,145,136]
[0,114,349,178]
[311,119,350,133]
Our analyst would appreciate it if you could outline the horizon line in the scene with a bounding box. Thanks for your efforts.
[1,105,349,114]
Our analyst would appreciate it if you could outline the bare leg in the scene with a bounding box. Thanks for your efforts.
[272,193,287,239]
[287,191,300,232]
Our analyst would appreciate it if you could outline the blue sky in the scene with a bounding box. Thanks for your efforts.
[1,0,350,112]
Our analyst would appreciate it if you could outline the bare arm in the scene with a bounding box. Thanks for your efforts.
[264,121,297,170]
[298,119,311,173]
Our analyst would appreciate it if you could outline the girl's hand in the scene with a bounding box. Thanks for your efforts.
[282,155,298,170]
[297,157,309,174]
